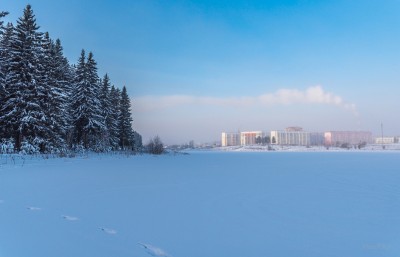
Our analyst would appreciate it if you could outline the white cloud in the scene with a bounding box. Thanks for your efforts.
[135,85,358,116]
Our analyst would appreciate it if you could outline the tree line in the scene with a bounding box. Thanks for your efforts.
[0,5,142,154]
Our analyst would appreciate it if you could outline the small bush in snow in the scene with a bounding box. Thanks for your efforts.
[20,140,40,155]
[146,136,164,155]
[71,144,86,155]
[0,139,14,154]
[0,139,15,154]
[358,141,367,149]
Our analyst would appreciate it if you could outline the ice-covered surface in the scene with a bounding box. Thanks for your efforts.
[0,152,399,257]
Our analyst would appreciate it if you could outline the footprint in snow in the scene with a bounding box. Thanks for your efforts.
[27,206,41,211]
[138,242,171,257]
[100,227,117,235]
[62,215,79,221]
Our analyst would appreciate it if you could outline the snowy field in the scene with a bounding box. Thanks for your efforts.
[0,152,399,257]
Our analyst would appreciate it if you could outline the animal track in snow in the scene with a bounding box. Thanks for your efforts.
[138,242,171,257]
[101,227,117,235]
[27,206,41,211]
[62,215,79,221]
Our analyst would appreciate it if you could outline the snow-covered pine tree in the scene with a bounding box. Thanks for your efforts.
[0,11,8,28]
[85,52,106,150]
[0,11,10,125]
[0,22,13,140]
[71,50,105,150]
[0,6,139,154]
[100,73,121,149]
[36,32,69,150]
[71,50,86,147]
[65,62,77,147]
[99,74,110,147]
[133,130,143,149]
[109,85,121,149]
[118,86,134,150]
[53,38,75,147]
[1,5,50,151]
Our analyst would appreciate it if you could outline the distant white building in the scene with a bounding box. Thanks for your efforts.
[240,131,264,145]
[221,131,266,146]
[221,132,240,147]
[375,137,398,144]
[270,127,311,146]
[324,131,373,146]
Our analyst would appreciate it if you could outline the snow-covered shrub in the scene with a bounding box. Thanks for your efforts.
[18,137,58,154]
[71,143,86,155]
[20,140,40,155]
[90,141,111,153]
[0,139,15,154]
[55,146,72,157]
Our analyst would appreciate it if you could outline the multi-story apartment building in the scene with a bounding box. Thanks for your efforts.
[375,137,399,144]
[324,131,373,146]
[221,131,266,146]
[240,131,264,145]
[221,132,241,147]
[270,127,311,146]
[222,129,374,147]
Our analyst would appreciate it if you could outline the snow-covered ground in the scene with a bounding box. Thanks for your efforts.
[0,152,399,257]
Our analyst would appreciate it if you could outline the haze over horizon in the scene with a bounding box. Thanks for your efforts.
[3,0,400,145]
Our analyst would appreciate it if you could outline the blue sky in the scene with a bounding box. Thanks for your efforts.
[3,0,400,144]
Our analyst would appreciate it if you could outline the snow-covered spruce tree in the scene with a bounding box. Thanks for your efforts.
[0,11,9,74]
[53,38,75,148]
[0,11,8,28]
[99,74,113,149]
[109,85,121,149]
[0,10,10,139]
[133,130,143,149]
[65,62,77,147]
[0,12,6,139]
[85,52,107,150]
[36,32,70,150]
[118,86,134,150]
[71,50,106,150]
[70,50,87,148]
[1,5,52,152]
[0,22,13,140]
